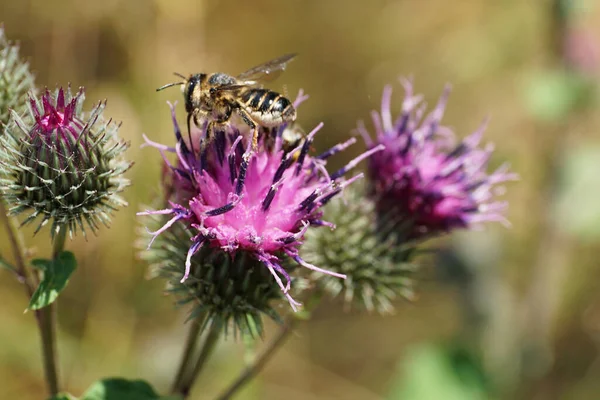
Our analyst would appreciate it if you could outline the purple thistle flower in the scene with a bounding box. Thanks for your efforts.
[359,78,517,239]
[139,95,382,311]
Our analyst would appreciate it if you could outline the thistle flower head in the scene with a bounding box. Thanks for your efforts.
[139,96,381,316]
[303,182,417,315]
[0,26,36,124]
[360,79,518,239]
[139,204,288,337]
[0,87,132,238]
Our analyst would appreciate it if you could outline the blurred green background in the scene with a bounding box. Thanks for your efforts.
[1,0,600,399]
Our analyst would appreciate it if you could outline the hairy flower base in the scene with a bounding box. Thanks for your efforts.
[303,183,417,314]
[139,209,286,337]
[139,100,382,310]
[360,79,518,239]
[0,87,132,237]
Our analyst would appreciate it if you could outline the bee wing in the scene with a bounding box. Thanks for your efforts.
[236,53,297,85]
[211,84,252,93]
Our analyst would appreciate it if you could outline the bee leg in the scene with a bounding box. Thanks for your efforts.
[202,120,246,216]
[184,112,197,153]
[189,108,213,155]
[234,138,253,196]
[232,108,259,196]
[236,108,259,153]
[263,127,275,152]
[205,119,218,143]
[197,120,222,172]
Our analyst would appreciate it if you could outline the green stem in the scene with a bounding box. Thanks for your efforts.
[39,305,59,395]
[178,318,223,398]
[52,227,67,259]
[40,226,67,396]
[170,313,207,394]
[216,291,323,400]
[0,201,33,290]
[215,315,296,400]
[0,201,62,395]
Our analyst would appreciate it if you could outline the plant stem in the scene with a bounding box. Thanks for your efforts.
[177,318,223,398]
[52,227,67,259]
[39,304,59,395]
[170,313,206,394]
[0,202,62,395]
[0,201,33,291]
[217,291,323,400]
[216,316,296,400]
[40,226,67,396]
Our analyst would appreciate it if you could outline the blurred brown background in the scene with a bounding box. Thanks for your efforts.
[1,0,600,399]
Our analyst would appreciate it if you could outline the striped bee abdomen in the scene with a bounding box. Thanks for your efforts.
[243,89,268,109]
[241,89,296,127]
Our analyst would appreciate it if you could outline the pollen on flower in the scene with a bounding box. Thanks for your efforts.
[138,95,382,311]
[360,78,518,239]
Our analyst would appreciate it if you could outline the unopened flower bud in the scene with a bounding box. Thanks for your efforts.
[0,87,132,238]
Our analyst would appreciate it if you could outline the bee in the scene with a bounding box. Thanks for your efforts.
[157,53,298,154]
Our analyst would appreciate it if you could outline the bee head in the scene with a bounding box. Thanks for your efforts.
[181,73,205,113]
[156,73,207,113]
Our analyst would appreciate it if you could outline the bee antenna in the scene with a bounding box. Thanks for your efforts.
[173,72,187,80]
[156,81,184,92]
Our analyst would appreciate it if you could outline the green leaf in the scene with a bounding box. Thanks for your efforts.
[27,251,77,310]
[80,378,181,400]
[48,393,78,400]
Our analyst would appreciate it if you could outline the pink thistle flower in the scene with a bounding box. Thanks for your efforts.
[359,79,518,239]
[139,97,382,311]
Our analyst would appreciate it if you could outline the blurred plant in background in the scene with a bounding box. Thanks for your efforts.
[433,1,600,399]
[0,26,35,124]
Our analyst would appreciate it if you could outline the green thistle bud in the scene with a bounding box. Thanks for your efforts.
[138,207,293,338]
[0,26,36,124]
[0,87,132,238]
[303,183,417,315]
